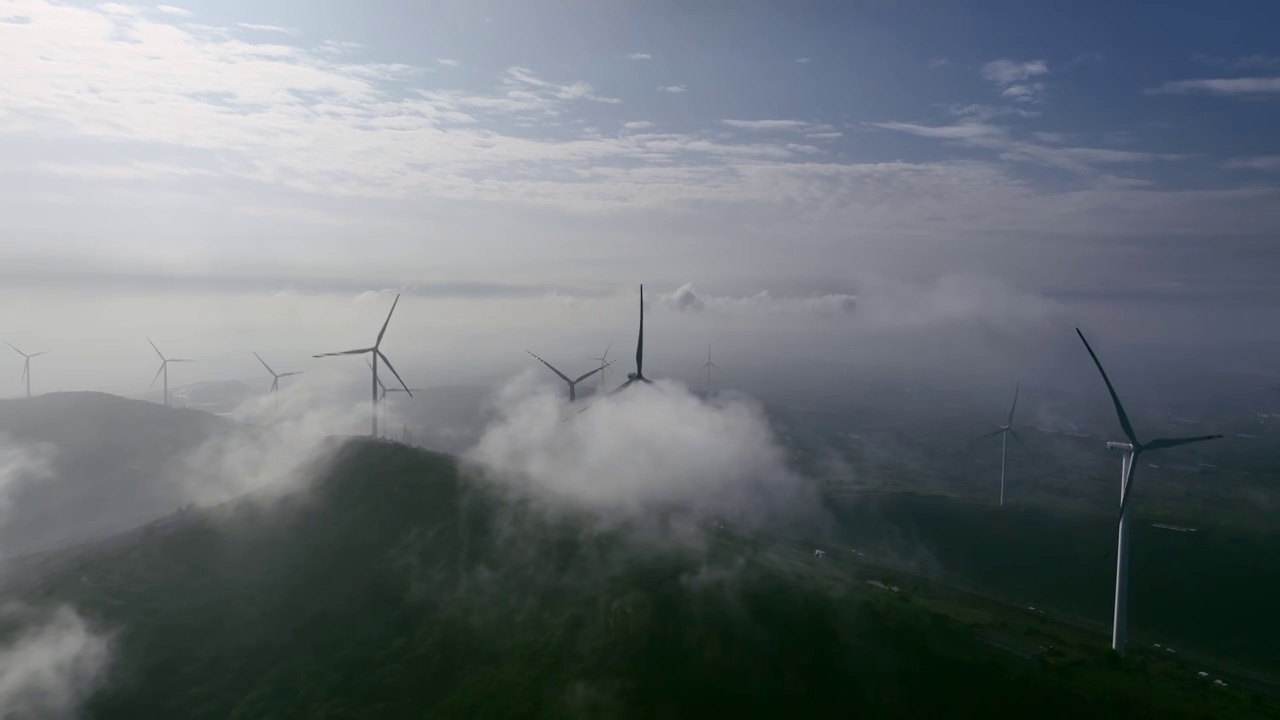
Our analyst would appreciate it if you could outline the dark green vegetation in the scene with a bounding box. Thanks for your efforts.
[3,441,1273,718]
[0,392,235,557]
[817,492,1280,673]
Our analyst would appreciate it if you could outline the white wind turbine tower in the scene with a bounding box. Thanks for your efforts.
[1076,328,1223,656]
[976,381,1025,507]
[148,338,194,407]
[254,352,302,414]
[592,342,611,392]
[314,294,411,437]
[5,341,48,398]
[702,344,719,395]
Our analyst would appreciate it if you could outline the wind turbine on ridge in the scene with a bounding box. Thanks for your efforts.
[367,358,423,437]
[1076,328,1223,656]
[254,352,302,413]
[148,339,194,407]
[526,351,610,402]
[314,293,412,438]
[591,341,611,392]
[612,284,654,393]
[976,381,1026,507]
[5,341,48,399]
[702,344,719,396]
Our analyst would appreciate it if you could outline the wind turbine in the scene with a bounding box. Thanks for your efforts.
[526,351,610,402]
[148,339,194,407]
[253,352,302,413]
[367,358,423,437]
[976,381,1026,507]
[612,284,654,393]
[315,293,411,437]
[592,341,611,392]
[5,342,48,398]
[1076,328,1223,656]
[702,344,719,395]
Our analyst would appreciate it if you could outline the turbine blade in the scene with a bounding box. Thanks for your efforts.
[1144,434,1224,451]
[167,358,196,363]
[375,293,401,347]
[278,371,303,378]
[149,362,165,388]
[367,359,386,392]
[377,349,411,397]
[636,284,644,377]
[1075,328,1139,446]
[313,347,373,358]
[603,340,611,360]
[573,364,606,384]
[29,351,48,358]
[1007,381,1020,426]
[1008,428,1029,455]
[526,351,571,384]
[3,340,24,357]
[147,338,165,361]
[1117,460,1140,526]
[271,378,279,393]
[610,377,636,395]
[20,362,28,384]
[253,351,276,376]
[640,377,654,384]
[976,427,1005,440]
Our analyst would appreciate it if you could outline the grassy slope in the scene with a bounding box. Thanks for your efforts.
[4,440,1273,719]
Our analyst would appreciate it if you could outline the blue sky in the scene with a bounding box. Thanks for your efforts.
[0,0,1277,391]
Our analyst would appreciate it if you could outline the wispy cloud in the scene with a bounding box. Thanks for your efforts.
[981,59,1049,103]
[505,66,621,104]
[1148,77,1280,96]
[622,121,654,131]
[722,119,810,131]
[868,121,1002,141]
[661,282,857,316]
[436,58,460,67]
[657,84,686,93]
[795,57,811,64]
[929,58,949,67]
[236,22,300,36]
[1224,156,1280,171]
[1193,54,1280,71]
[154,5,191,17]
[627,52,652,61]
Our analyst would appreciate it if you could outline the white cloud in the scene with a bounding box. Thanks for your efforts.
[627,52,651,61]
[236,22,300,35]
[1225,155,1280,171]
[868,121,1003,141]
[0,604,112,720]
[722,119,810,131]
[929,58,949,67]
[795,57,811,64]
[622,120,654,130]
[659,282,857,316]
[154,5,191,17]
[1192,54,1280,71]
[436,57,460,67]
[1148,77,1280,96]
[982,59,1049,103]
[657,84,686,93]
[805,131,843,140]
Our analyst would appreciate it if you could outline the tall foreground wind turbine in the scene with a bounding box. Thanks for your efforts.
[613,284,654,393]
[1076,328,1223,655]
[254,352,302,413]
[526,351,609,402]
[5,342,48,398]
[148,339,194,407]
[702,345,719,395]
[977,382,1025,507]
[314,293,411,437]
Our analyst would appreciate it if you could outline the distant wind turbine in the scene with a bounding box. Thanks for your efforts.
[254,352,302,413]
[315,293,411,437]
[367,358,423,436]
[702,344,719,395]
[612,284,654,393]
[526,351,609,402]
[976,381,1026,507]
[148,338,194,407]
[592,341,611,392]
[5,341,48,398]
[1076,328,1223,656]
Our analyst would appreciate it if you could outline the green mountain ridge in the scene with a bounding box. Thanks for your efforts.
[3,439,1271,718]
